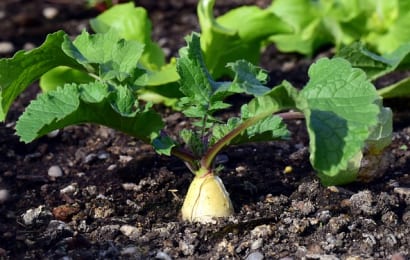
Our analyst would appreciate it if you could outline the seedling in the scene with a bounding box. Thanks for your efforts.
[0,30,390,223]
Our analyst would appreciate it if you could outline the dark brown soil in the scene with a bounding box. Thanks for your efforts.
[0,1,409,259]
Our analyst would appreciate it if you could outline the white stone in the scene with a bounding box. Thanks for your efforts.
[47,130,60,138]
[0,42,14,54]
[119,155,133,163]
[43,7,59,19]
[60,183,77,195]
[22,206,45,225]
[48,165,63,178]
[155,251,172,260]
[107,164,117,171]
[246,251,264,260]
[120,225,141,239]
[251,238,263,250]
[0,189,10,203]
[122,183,140,191]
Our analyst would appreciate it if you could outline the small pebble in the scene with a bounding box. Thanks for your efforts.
[60,183,77,195]
[156,251,172,260]
[97,152,109,160]
[48,165,63,178]
[349,191,376,215]
[0,189,10,203]
[235,165,247,174]
[23,42,36,51]
[119,155,133,163]
[84,153,97,164]
[250,225,272,239]
[43,7,59,19]
[107,164,117,171]
[120,246,140,256]
[76,172,85,178]
[22,205,47,225]
[47,130,59,138]
[0,42,14,54]
[120,225,141,240]
[246,251,264,260]
[251,238,263,250]
[122,183,140,191]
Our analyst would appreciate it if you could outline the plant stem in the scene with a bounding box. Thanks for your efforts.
[200,111,304,170]
[200,113,269,169]
[171,147,198,172]
[277,111,304,120]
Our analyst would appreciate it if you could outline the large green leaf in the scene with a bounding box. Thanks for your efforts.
[198,0,291,78]
[365,0,410,54]
[298,58,380,180]
[62,30,144,82]
[16,82,163,143]
[268,0,410,56]
[0,31,81,121]
[89,2,165,69]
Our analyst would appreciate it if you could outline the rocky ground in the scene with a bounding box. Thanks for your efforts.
[0,1,409,259]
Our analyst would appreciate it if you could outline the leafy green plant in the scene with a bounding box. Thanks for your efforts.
[40,2,181,106]
[0,30,390,222]
[336,42,410,99]
[198,0,292,78]
[268,0,410,56]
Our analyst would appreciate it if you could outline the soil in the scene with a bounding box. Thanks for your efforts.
[0,1,409,259]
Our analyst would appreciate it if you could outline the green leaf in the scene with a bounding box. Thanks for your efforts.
[151,134,175,156]
[16,82,163,143]
[318,104,392,186]
[176,33,279,126]
[62,30,144,82]
[336,42,392,80]
[378,77,410,99]
[39,66,94,92]
[298,58,380,180]
[198,0,291,78]
[365,0,410,54]
[0,31,81,121]
[246,81,299,117]
[90,2,165,69]
[337,42,410,99]
[220,61,270,97]
[177,33,215,107]
[268,0,334,55]
[109,85,137,116]
[383,42,410,70]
